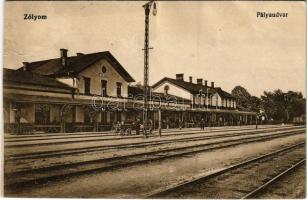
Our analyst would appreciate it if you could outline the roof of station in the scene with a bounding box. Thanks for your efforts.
[17,51,135,82]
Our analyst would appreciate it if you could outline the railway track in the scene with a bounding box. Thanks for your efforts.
[4,126,254,142]
[5,126,303,160]
[249,159,306,199]
[242,159,305,199]
[5,127,305,189]
[6,126,304,160]
[4,125,284,141]
[4,125,295,148]
[145,142,305,199]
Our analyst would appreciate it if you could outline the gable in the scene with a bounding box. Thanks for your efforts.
[17,51,135,82]
[80,58,127,83]
[75,58,130,97]
[152,81,191,100]
[152,77,216,95]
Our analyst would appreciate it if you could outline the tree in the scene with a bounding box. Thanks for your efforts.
[249,96,261,112]
[232,86,305,123]
[260,90,305,122]
[284,91,305,121]
[231,86,260,112]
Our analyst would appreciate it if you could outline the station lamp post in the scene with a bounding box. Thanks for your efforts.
[142,0,157,138]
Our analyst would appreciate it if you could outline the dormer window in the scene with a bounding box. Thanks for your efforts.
[164,85,169,95]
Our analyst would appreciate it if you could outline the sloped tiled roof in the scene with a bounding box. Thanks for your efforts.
[152,77,235,99]
[3,68,73,90]
[128,85,191,103]
[215,87,235,99]
[17,51,135,82]
[152,77,214,94]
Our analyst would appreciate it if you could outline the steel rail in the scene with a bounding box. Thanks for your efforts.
[5,127,304,159]
[144,142,305,198]
[5,130,305,189]
[5,125,261,140]
[6,130,304,177]
[6,126,305,160]
[5,125,291,141]
[241,158,306,199]
[5,125,298,145]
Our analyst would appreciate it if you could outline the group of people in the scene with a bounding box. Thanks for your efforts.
[113,119,153,136]
[179,118,206,130]
[113,118,207,136]
[113,121,132,136]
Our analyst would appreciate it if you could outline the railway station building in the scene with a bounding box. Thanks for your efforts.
[3,49,256,134]
[151,74,255,128]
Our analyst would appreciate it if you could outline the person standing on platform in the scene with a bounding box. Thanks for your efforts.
[149,119,153,134]
[120,120,125,136]
[200,118,205,130]
[135,119,140,135]
[179,119,183,130]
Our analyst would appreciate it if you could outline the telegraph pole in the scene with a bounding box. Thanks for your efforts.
[142,0,156,138]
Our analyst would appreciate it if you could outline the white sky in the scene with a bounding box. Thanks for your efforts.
[4,1,306,97]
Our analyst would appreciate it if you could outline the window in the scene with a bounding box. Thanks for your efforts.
[101,66,107,73]
[101,80,107,97]
[110,112,115,123]
[84,112,91,124]
[72,106,76,123]
[84,77,91,95]
[116,111,121,122]
[101,112,107,124]
[116,82,122,97]
[35,104,50,124]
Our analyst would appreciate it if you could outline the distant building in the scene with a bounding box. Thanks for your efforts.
[152,74,237,109]
[150,74,253,128]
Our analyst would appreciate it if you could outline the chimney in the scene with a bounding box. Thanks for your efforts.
[204,80,208,87]
[211,81,215,88]
[196,78,203,85]
[176,73,184,81]
[60,48,68,67]
[22,62,29,71]
[76,52,84,56]
[189,76,193,83]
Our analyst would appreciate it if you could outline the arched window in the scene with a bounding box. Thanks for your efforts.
[101,66,107,73]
